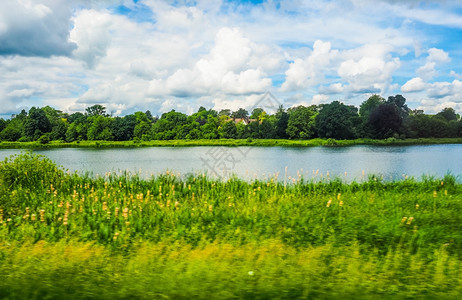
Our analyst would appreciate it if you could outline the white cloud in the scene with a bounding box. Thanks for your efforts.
[401,77,426,92]
[337,44,401,94]
[0,0,462,118]
[416,48,450,80]
[148,27,274,97]
[0,0,76,57]
[70,9,113,68]
[280,40,337,92]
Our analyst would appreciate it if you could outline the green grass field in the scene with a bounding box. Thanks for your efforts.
[1,152,462,299]
[1,137,462,149]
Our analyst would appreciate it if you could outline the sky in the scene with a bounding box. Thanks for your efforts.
[1,0,462,118]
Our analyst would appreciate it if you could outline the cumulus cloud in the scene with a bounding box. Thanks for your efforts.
[1,0,461,118]
[337,44,401,94]
[70,9,113,68]
[0,0,76,57]
[417,48,450,80]
[148,27,274,98]
[401,77,426,92]
[280,40,337,92]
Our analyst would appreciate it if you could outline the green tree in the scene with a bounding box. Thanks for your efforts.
[0,118,6,133]
[232,108,249,119]
[315,101,358,139]
[0,124,22,141]
[112,115,136,141]
[260,119,276,139]
[369,104,402,138]
[221,121,237,139]
[250,108,264,120]
[436,107,458,122]
[133,112,153,140]
[274,105,289,139]
[286,105,317,139]
[151,110,188,140]
[387,95,410,119]
[247,120,261,139]
[85,104,108,117]
[24,107,52,141]
[359,95,385,118]
[218,109,232,117]
[87,115,113,140]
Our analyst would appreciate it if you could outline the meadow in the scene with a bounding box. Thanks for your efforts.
[1,152,462,299]
[1,137,462,149]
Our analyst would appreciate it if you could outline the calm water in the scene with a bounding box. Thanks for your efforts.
[1,144,461,181]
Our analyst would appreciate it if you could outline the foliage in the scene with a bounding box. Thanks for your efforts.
[369,103,402,138]
[1,98,462,144]
[315,101,358,139]
[286,105,317,139]
[0,152,66,212]
[0,152,461,298]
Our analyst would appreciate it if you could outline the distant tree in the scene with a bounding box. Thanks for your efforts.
[112,115,136,141]
[358,95,386,138]
[232,108,249,119]
[250,108,264,120]
[133,111,152,140]
[315,101,358,139]
[247,120,261,139]
[68,112,86,124]
[145,110,155,123]
[87,115,113,140]
[85,104,108,117]
[151,110,188,140]
[274,105,289,139]
[359,95,385,118]
[24,107,52,140]
[436,107,458,122]
[286,105,317,139]
[0,118,6,133]
[222,121,237,139]
[65,114,88,142]
[369,104,402,138]
[387,95,410,119]
[50,118,68,141]
[218,109,232,117]
[0,124,22,141]
[260,119,276,139]
[200,115,219,139]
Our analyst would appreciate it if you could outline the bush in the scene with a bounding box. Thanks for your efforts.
[0,152,66,212]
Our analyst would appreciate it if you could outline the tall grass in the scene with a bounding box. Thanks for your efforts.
[0,152,461,299]
[1,137,462,148]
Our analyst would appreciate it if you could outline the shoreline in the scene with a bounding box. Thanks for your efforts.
[1,137,462,149]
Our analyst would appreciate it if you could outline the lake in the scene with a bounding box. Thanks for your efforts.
[1,144,461,181]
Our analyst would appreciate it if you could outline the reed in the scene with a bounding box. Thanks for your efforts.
[0,152,461,299]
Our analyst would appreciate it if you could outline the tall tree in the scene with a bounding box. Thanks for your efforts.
[286,105,317,139]
[436,107,458,122]
[24,107,52,140]
[369,104,402,138]
[85,104,108,117]
[315,101,358,139]
[232,108,249,119]
[274,105,289,139]
[387,95,410,119]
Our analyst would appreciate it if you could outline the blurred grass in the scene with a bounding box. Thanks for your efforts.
[0,152,461,299]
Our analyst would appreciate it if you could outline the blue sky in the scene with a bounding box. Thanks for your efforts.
[1,0,462,118]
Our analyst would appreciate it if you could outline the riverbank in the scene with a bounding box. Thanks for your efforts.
[1,137,462,148]
[1,152,461,298]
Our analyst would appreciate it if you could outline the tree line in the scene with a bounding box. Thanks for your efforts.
[0,94,461,143]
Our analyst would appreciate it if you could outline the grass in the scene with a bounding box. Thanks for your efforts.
[1,137,462,149]
[1,152,462,299]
